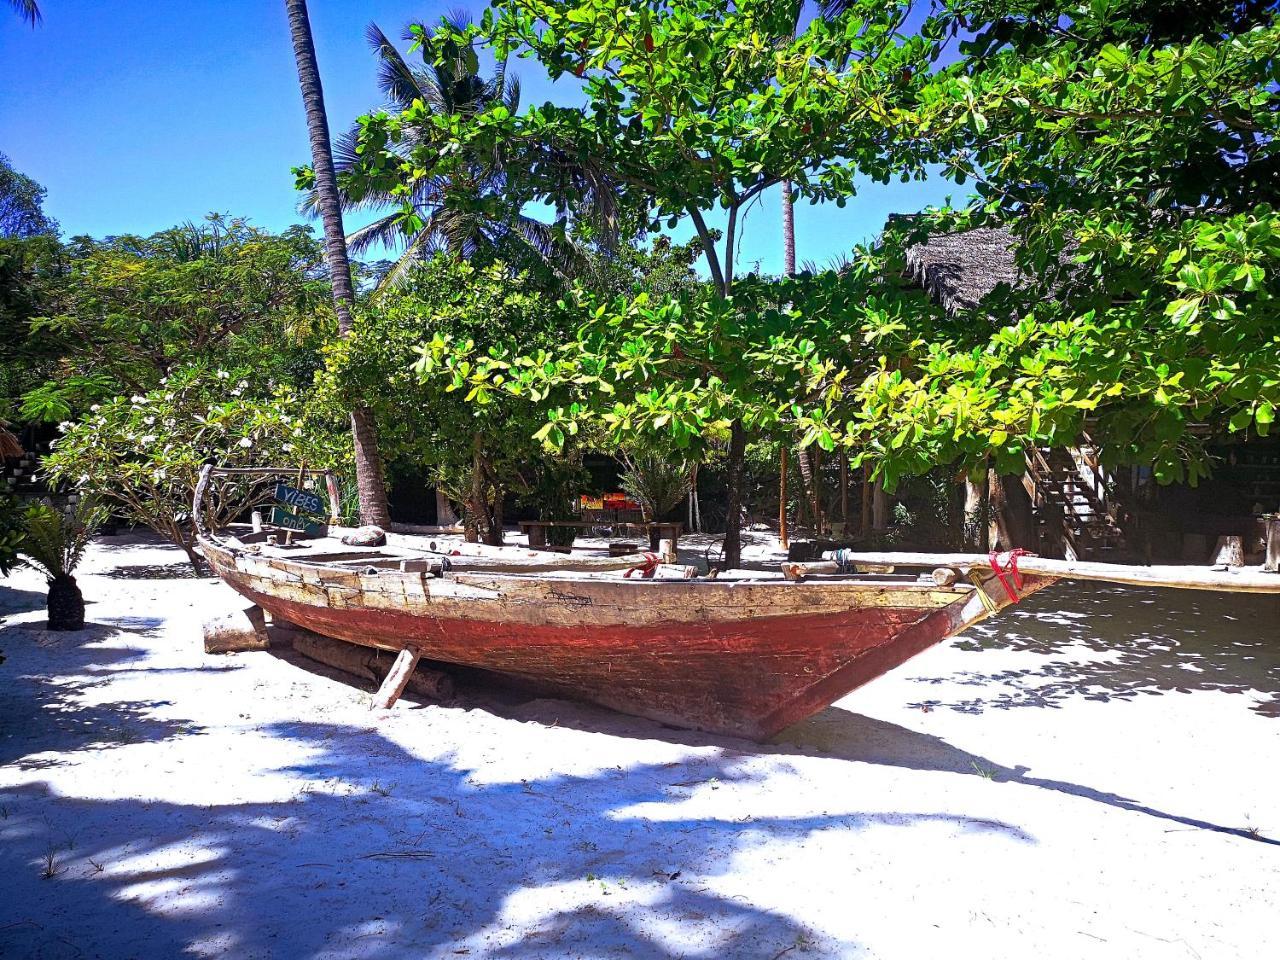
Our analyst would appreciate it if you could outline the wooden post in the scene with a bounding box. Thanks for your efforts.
[1265,515,1280,573]
[779,447,789,548]
[872,482,889,532]
[813,449,824,535]
[840,453,849,525]
[860,467,871,535]
[370,647,422,710]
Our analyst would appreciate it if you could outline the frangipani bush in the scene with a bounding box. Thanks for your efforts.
[44,365,347,571]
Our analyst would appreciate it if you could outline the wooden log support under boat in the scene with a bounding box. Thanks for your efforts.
[193,465,1280,741]
[284,626,454,701]
[371,647,422,710]
[203,603,269,654]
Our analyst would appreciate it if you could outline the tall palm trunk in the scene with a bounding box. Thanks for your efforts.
[285,0,391,528]
[781,178,822,533]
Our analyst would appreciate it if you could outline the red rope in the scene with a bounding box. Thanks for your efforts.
[988,548,1032,602]
[624,553,661,579]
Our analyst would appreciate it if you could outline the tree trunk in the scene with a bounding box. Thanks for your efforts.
[285,0,390,529]
[778,445,789,548]
[781,179,796,276]
[988,472,1036,551]
[721,422,747,569]
[46,574,85,631]
[435,489,459,527]
[871,482,889,531]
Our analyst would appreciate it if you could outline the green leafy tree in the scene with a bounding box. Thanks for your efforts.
[297,13,588,288]
[20,216,333,423]
[320,255,580,544]
[346,0,940,565]
[833,4,1280,487]
[43,365,345,572]
[0,153,58,239]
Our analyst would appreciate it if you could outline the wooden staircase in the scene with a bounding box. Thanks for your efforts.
[1027,442,1126,560]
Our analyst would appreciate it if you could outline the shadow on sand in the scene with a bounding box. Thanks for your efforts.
[902,582,1280,718]
[0,710,1035,959]
[3,576,1277,958]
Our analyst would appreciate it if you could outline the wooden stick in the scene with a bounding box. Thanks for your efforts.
[286,628,453,699]
[818,550,1280,594]
[370,647,421,709]
[779,447,789,549]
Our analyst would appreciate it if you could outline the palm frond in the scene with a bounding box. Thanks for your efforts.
[367,22,435,110]
[19,498,107,580]
[10,0,40,27]
[619,455,692,523]
[372,226,448,294]
[346,213,415,256]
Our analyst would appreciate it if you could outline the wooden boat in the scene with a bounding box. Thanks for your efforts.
[195,466,1280,741]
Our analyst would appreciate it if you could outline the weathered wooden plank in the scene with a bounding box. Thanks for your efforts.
[821,550,1280,594]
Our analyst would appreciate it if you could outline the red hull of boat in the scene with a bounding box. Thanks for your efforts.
[200,537,1046,739]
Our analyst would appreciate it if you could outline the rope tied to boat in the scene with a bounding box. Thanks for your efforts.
[624,553,662,579]
[988,548,1032,602]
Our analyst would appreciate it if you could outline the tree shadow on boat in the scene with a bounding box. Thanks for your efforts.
[905,582,1280,718]
[0,717,1030,960]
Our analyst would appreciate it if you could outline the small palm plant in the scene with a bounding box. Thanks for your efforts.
[619,454,693,525]
[18,499,107,631]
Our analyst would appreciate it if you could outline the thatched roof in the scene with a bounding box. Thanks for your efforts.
[902,225,1026,314]
[0,426,22,461]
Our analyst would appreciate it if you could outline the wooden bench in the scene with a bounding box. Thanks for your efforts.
[519,519,683,559]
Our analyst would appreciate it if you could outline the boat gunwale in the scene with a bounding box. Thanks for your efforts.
[198,535,976,598]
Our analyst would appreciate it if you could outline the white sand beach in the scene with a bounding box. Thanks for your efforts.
[2,533,1277,959]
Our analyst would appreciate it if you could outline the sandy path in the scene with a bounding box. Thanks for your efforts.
[1,533,1277,959]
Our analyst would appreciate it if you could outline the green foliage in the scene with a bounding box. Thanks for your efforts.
[0,493,23,576]
[0,233,66,421]
[347,0,939,298]
[43,365,344,568]
[0,152,58,239]
[319,255,577,539]
[16,498,107,581]
[618,453,692,523]
[300,13,587,290]
[831,4,1280,487]
[21,215,334,422]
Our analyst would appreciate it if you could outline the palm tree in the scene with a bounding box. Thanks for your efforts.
[320,16,599,289]
[284,0,391,528]
[9,0,40,26]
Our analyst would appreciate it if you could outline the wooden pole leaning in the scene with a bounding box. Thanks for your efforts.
[370,646,423,710]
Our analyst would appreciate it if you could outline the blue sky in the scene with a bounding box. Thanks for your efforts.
[0,0,962,274]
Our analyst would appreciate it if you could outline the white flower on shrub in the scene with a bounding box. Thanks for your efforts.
[238,437,252,448]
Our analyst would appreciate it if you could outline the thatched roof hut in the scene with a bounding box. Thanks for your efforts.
[0,426,22,461]
[902,225,1025,314]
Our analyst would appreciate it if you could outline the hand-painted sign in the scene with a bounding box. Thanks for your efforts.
[270,506,325,535]
[274,482,324,516]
